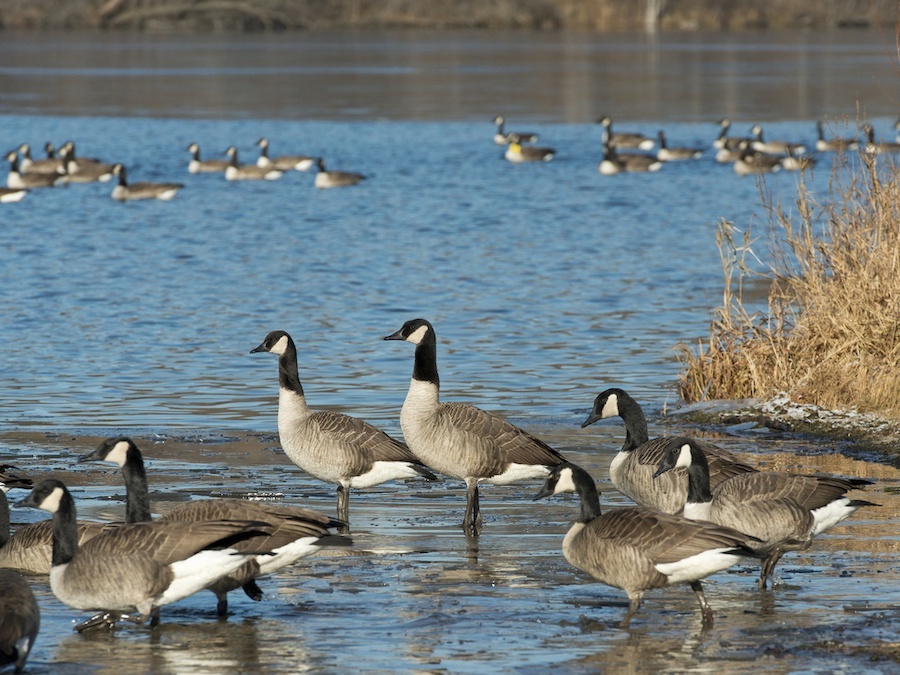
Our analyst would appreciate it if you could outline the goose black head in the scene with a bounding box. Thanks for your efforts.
[251,330,292,356]
[653,437,698,478]
[79,436,137,468]
[383,318,433,346]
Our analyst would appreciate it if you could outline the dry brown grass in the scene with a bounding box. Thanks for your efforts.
[677,147,900,419]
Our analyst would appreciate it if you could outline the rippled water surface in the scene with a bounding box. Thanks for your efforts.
[1,30,899,675]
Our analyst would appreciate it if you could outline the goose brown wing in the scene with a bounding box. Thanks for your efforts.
[714,472,858,510]
[634,437,757,487]
[311,410,420,464]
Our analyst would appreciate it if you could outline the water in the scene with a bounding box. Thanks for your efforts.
[1,30,898,674]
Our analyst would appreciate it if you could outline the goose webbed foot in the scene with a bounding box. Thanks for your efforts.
[74,611,123,632]
[462,481,482,535]
[620,597,642,628]
[242,579,264,602]
[691,580,715,627]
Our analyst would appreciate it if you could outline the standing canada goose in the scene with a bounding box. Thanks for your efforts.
[384,318,566,534]
[59,146,115,183]
[504,133,555,163]
[110,164,184,201]
[654,437,877,589]
[80,436,349,616]
[225,146,283,181]
[581,388,756,513]
[251,330,435,524]
[536,462,761,627]
[313,158,365,188]
[750,124,806,156]
[598,115,655,150]
[256,138,316,171]
[17,142,61,175]
[598,142,662,174]
[187,142,229,174]
[1,466,107,574]
[16,479,273,631]
[815,120,857,153]
[492,115,539,145]
[6,151,64,189]
[0,188,28,203]
[862,123,900,155]
[732,140,783,176]
[656,131,703,161]
[0,569,39,674]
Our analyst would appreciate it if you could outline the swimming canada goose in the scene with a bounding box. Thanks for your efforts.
[713,118,754,161]
[750,124,806,156]
[581,388,756,513]
[251,330,435,524]
[58,141,103,168]
[732,140,783,176]
[504,134,555,163]
[779,149,817,172]
[492,115,539,145]
[5,151,64,189]
[654,437,877,589]
[313,158,366,188]
[384,318,566,534]
[225,146,283,181]
[815,120,857,153]
[110,164,184,201]
[16,478,273,630]
[597,115,655,150]
[1,466,107,575]
[598,143,662,174]
[656,131,703,161]
[862,123,900,155]
[80,436,349,616]
[0,188,28,203]
[0,569,39,674]
[59,146,115,184]
[536,462,761,627]
[256,138,316,171]
[17,142,61,175]
[187,142,230,174]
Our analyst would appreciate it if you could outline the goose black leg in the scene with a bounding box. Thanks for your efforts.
[691,580,715,626]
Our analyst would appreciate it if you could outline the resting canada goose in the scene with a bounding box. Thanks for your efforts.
[0,569,39,674]
[187,142,229,174]
[110,164,184,201]
[59,146,115,184]
[598,143,662,175]
[256,138,316,171]
[0,188,28,203]
[815,121,857,153]
[5,151,64,189]
[750,124,806,156]
[656,131,702,161]
[536,462,761,627]
[654,437,877,589]
[16,478,272,630]
[17,142,61,175]
[598,115,655,150]
[80,436,348,616]
[862,123,900,155]
[313,158,365,188]
[384,318,566,534]
[504,134,555,163]
[1,465,107,574]
[732,140,783,176]
[225,146,283,181]
[581,388,756,513]
[251,330,435,524]
[492,115,538,145]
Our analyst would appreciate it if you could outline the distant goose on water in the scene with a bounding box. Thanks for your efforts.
[187,142,230,174]
[5,151,64,189]
[111,164,184,201]
[256,138,316,171]
[384,318,566,534]
[504,133,555,163]
[493,115,539,145]
[313,158,366,188]
[225,146,283,181]
[656,130,703,161]
[17,142,61,175]
[750,123,806,156]
[815,120,857,153]
[598,115,654,150]
[598,142,662,174]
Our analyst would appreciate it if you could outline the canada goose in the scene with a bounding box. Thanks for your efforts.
[750,124,806,156]
[732,140,783,176]
[59,146,115,184]
[256,138,315,171]
[815,121,857,153]
[1,466,107,575]
[0,188,28,203]
[251,330,435,524]
[0,569,39,673]
[313,158,365,188]
[5,152,64,189]
[384,318,566,534]
[504,134,555,163]
[598,115,655,150]
[713,118,754,161]
[17,142,61,175]
[536,462,761,627]
[598,143,662,175]
[492,115,538,145]
[656,131,702,161]
[187,142,229,174]
[654,437,877,589]
[862,123,900,155]
[16,479,272,631]
[225,146,283,181]
[581,388,757,513]
[58,141,103,168]
[779,149,817,172]
[110,164,184,201]
[80,436,349,616]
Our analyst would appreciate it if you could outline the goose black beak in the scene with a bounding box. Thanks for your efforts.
[580,412,601,428]
[533,482,554,501]
[383,330,404,341]
[249,343,267,354]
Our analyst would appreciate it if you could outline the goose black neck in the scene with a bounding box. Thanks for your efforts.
[278,336,305,397]
[122,449,152,524]
[117,170,127,187]
[618,394,650,451]
[572,467,603,523]
[412,332,440,386]
[52,489,80,566]
[0,492,9,548]
[684,448,713,504]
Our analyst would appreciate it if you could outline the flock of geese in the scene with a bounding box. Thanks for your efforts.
[0,319,879,670]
